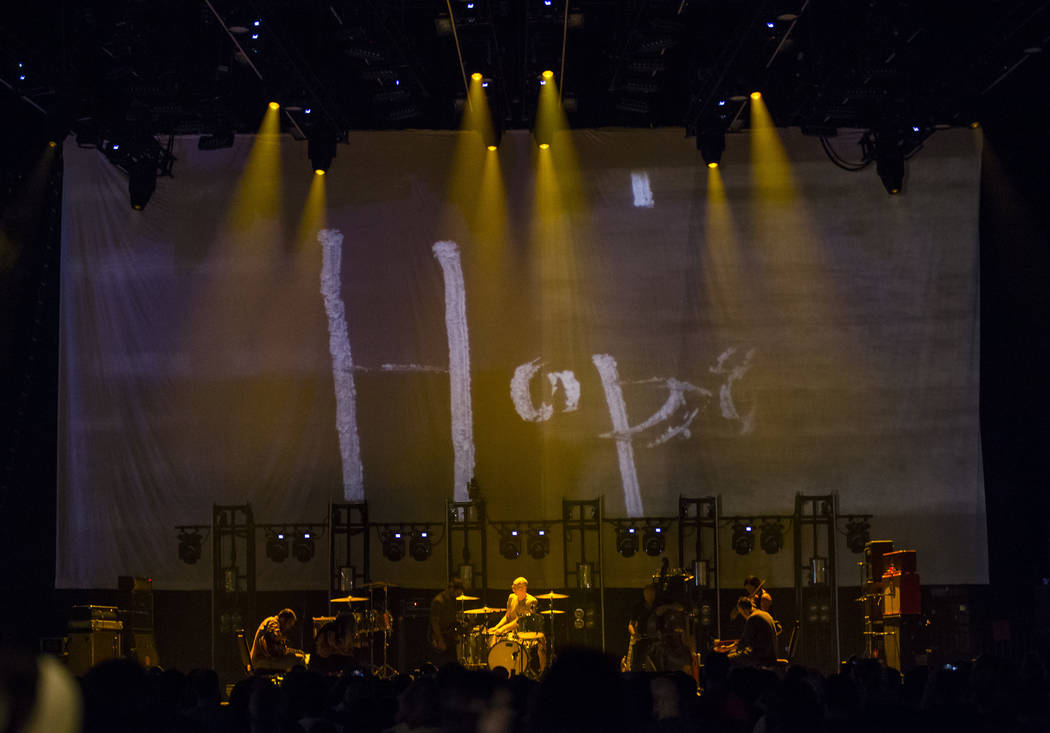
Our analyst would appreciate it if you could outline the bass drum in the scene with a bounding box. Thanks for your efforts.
[487,639,528,676]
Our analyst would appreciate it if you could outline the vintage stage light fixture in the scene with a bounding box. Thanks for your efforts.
[308,134,337,175]
[527,528,549,559]
[616,526,639,558]
[499,529,522,560]
[266,530,290,562]
[846,518,870,553]
[697,129,725,168]
[128,158,157,210]
[292,530,315,562]
[409,529,432,561]
[177,529,203,565]
[760,520,784,555]
[643,526,665,557]
[732,522,755,555]
[382,530,405,562]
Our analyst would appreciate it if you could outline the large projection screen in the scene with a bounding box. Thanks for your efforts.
[58,127,986,590]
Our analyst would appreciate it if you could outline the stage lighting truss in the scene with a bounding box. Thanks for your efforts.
[732,522,755,555]
[526,527,549,560]
[499,527,522,560]
[265,529,290,563]
[381,529,406,562]
[409,527,433,561]
[176,526,206,565]
[760,520,785,555]
[844,517,871,554]
[616,525,639,558]
[643,525,665,557]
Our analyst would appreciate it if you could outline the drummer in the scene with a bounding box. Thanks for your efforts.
[489,576,538,636]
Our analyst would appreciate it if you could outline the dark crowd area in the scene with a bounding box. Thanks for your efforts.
[3,647,1050,733]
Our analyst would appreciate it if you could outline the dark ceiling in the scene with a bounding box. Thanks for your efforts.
[1,1,1048,164]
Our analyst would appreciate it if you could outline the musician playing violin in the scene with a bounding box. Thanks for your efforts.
[730,575,773,621]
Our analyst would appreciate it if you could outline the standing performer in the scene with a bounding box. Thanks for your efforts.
[730,575,773,621]
[251,608,307,671]
[623,583,657,671]
[430,577,465,666]
[489,577,538,635]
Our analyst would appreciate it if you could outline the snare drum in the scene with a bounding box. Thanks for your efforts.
[488,639,528,676]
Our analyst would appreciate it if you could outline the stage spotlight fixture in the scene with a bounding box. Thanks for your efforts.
[846,518,870,554]
[292,531,315,562]
[128,158,157,211]
[760,521,784,555]
[409,529,432,561]
[269,101,280,110]
[499,529,521,560]
[875,128,905,194]
[527,529,549,560]
[732,523,755,555]
[539,143,550,150]
[542,70,554,81]
[616,526,639,558]
[643,526,665,557]
[471,72,482,82]
[487,145,498,151]
[308,135,337,175]
[750,91,762,100]
[178,529,203,564]
[382,530,405,562]
[697,129,725,167]
[265,530,289,562]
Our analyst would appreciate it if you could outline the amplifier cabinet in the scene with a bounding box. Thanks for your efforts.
[68,631,122,676]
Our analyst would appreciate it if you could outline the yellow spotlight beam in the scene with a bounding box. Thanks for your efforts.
[294,169,328,249]
[225,102,283,237]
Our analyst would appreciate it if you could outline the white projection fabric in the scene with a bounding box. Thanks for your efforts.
[58,128,986,589]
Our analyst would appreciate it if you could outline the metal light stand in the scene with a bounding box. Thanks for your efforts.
[793,493,840,672]
[446,500,487,595]
[678,496,720,651]
[330,502,370,596]
[562,497,605,654]
[211,504,255,682]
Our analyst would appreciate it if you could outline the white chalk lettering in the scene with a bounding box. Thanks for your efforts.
[318,229,365,501]
[433,241,476,502]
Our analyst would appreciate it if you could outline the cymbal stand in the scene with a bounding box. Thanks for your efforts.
[378,583,395,678]
[544,598,558,665]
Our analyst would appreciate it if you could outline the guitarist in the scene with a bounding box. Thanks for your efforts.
[429,577,465,665]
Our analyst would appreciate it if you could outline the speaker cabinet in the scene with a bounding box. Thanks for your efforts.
[68,631,122,676]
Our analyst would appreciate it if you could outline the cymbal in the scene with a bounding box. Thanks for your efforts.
[462,606,502,615]
[455,594,480,601]
[361,581,400,588]
[536,591,569,600]
[329,596,369,603]
[540,609,566,615]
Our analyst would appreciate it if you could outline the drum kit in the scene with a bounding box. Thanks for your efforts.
[317,581,398,676]
[455,591,569,679]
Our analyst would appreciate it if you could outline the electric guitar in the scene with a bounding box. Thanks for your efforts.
[621,632,638,672]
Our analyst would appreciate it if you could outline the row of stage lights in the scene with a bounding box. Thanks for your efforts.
[178,516,871,564]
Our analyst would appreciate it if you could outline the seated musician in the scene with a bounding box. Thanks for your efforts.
[489,576,538,636]
[727,597,778,667]
[250,608,307,672]
[489,576,545,670]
